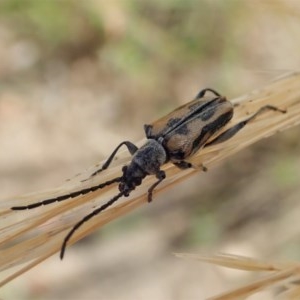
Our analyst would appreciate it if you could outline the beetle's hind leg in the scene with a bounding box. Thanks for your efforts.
[195,88,221,99]
[205,105,286,147]
[83,141,138,181]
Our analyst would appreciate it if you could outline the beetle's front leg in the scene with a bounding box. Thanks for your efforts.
[147,170,166,203]
[83,141,139,181]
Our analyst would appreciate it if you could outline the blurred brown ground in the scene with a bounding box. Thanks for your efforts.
[0,1,300,299]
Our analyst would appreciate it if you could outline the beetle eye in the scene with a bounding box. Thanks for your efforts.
[119,182,124,191]
[122,166,127,173]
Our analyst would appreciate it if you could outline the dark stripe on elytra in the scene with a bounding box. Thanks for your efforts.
[192,111,233,151]
[199,105,217,121]
[166,117,182,128]
[162,97,221,138]
[165,99,221,138]
[172,123,189,135]
[187,96,220,111]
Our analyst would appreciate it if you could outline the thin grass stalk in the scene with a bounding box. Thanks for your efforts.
[175,253,300,300]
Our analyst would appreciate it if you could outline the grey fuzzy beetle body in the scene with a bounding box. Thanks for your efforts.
[11,88,286,259]
[119,139,167,197]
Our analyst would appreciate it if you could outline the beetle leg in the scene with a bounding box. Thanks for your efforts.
[205,105,286,146]
[173,161,207,172]
[195,88,221,99]
[173,161,192,169]
[147,170,166,203]
[84,141,139,180]
[144,124,152,138]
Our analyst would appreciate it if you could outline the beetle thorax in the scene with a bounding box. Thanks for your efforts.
[132,139,167,175]
[119,139,167,196]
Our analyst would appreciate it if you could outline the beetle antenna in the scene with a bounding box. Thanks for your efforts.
[60,191,125,259]
[11,177,122,210]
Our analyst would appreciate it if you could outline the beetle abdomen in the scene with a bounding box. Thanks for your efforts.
[164,101,234,160]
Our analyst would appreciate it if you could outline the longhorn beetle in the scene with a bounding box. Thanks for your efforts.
[11,88,286,259]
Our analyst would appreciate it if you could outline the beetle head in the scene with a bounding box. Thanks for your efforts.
[119,164,145,196]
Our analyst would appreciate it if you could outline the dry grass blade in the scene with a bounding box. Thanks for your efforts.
[0,72,300,288]
[174,252,283,272]
[208,267,300,300]
[175,252,300,299]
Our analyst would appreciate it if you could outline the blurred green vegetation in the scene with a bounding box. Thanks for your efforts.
[0,0,100,41]
[0,0,296,95]
[0,0,104,62]
[0,0,256,88]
